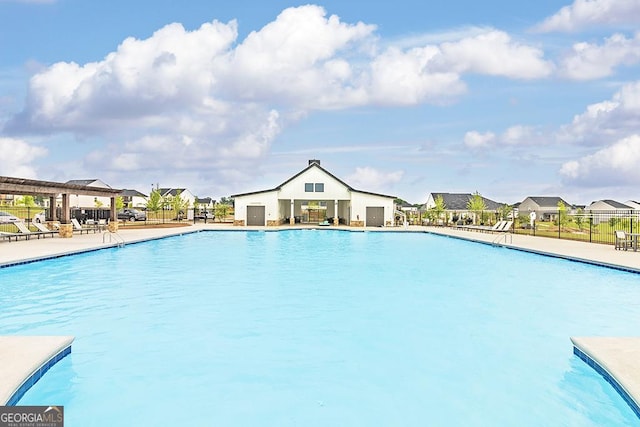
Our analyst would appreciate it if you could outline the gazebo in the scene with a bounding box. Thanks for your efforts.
[0,176,123,237]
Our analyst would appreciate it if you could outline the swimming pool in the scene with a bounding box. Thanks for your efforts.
[1,230,639,425]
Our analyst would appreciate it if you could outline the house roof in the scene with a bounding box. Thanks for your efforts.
[65,179,105,187]
[196,197,213,204]
[429,193,504,211]
[157,188,186,197]
[589,199,632,209]
[231,162,396,199]
[524,196,571,208]
[121,189,147,197]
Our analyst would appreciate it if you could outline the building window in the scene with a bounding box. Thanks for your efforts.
[315,183,324,192]
[305,183,314,192]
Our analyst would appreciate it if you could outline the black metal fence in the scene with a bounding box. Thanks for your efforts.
[408,208,640,246]
[512,209,640,246]
[0,206,231,233]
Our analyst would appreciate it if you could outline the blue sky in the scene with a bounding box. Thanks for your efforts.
[1,0,639,205]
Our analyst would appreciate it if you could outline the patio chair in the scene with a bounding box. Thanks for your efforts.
[0,231,20,242]
[13,220,54,239]
[498,221,513,232]
[615,230,632,251]
[33,222,58,237]
[71,218,95,234]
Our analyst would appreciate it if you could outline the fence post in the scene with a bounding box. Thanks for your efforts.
[589,216,592,243]
[558,208,561,239]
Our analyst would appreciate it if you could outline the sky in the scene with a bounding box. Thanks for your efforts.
[0,0,639,206]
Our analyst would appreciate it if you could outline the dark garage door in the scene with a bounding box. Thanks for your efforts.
[246,206,266,226]
[366,207,384,227]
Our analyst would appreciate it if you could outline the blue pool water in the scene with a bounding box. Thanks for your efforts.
[1,230,640,425]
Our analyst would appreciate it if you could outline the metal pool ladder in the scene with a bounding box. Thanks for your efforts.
[103,231,125,247]
[492,232,512,246]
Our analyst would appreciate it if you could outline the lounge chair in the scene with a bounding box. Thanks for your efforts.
[71,218,96,234]
[498,221,513,232]
[33,222,58,237]
[615,230,632,251]
[13,220,55,239]
[458,221,505,233]
[1,231,18,242]
[0,230,30,242]
[318,220,330,226]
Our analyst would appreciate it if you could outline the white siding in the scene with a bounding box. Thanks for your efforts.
[351,192,395,226]
[234,190,279,222]
[279,168,351,200]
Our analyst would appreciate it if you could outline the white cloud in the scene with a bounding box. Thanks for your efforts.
[556,80,640,145]
[559,32,640,79]
[367,46,466,105]
[464,125,542,149]
[1,5,556,195]
[464,131,496,148]
[345,166,403,194]
[501,125,540,145]
[534,0,640,32]
[436,31,553,79]
[0,137,47,177]
[559,135,640,186]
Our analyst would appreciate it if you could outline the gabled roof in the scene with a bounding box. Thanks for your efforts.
[66,179,107,187]
[523,196,571,208]
[428,193,504,211]
[588,199,632,209]
[604,199,632,209]
[231,162,396,199]
[196,197,213,204]
[121,189,147,197]
[158,188,186,197]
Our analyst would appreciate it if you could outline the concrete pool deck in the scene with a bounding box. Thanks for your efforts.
[1,223,639,412]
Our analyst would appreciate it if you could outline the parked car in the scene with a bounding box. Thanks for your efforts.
[195,211,215,220]
[117,208,147,222]
[33,212,46,223]
[0,211,19,223]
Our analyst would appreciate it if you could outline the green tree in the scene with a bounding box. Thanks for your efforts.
[115,196,124,210]
[431,194,446,225]
[497,204,513,221]
[574,208,585,231]
[94,198,104,208]
[170,190,189,219]
[146,189,162,215]
[467,191,487,225]
[214,202,231,222]
[15,195,36,207]
[219,196,234,206]
[556,201,569,229]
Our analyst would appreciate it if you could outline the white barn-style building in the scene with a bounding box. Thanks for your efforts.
[232,160,396,227]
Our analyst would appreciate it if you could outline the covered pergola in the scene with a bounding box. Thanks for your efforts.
[0,176,122,226]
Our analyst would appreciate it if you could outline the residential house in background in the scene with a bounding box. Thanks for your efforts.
[423,192,504,224]
[64,179,114,208]
[517,196,573,222]
[121,189,148,208]
[157,188,197,210]
[585,199,634,212]
[624,200,640,210]
[195,197,215,211]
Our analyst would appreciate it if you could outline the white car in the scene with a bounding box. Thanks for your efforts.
[0,211,19,223]
[33,212,46,223]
